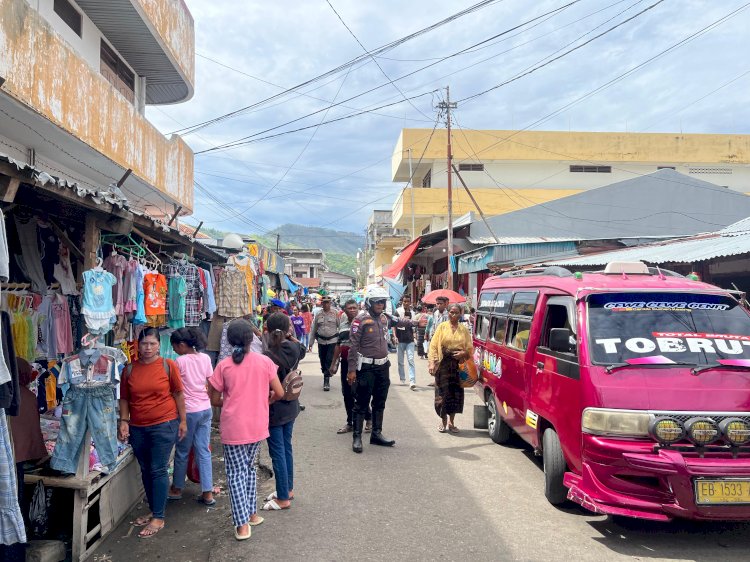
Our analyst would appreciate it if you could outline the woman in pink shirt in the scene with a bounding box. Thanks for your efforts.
[209,320,284,541]
[168,327,215,506]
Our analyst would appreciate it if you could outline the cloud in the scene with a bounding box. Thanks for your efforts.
[147,0,750,235]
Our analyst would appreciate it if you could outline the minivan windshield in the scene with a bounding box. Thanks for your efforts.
[588,292,750,365]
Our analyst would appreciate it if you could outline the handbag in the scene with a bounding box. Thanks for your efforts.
[186,445,212,483]
[458,359,478,388]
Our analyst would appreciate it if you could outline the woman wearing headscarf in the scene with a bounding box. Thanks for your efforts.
[428,304,473,433]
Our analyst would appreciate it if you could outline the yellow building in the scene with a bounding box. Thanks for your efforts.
[0,0,195,216]
[391,128,750,234]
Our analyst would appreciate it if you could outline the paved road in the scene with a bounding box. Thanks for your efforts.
[210,352,750,562]
[91,351,750,561]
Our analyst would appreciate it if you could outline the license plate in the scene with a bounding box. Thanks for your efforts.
[695,479,750,505]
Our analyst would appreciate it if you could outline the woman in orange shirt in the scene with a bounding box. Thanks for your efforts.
[300,304,313,349]
[119,327,187,538]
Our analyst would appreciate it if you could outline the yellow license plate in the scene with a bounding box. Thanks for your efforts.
[695,479,750,504]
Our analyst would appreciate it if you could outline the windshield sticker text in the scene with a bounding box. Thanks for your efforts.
[603,302,730,311]
[596,336,750,355]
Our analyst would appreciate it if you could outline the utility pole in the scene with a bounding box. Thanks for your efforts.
[276,233,280,252]
[437,86,457,290]
[408,148,415,240]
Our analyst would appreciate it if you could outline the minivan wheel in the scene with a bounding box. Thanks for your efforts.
[487,394,511,444]
[542,428,568,505]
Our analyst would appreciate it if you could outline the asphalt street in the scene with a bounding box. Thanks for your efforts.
[92,351,750,561]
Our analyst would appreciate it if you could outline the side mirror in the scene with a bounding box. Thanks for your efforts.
[550,328,573,353]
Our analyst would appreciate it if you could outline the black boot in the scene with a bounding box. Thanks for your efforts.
[323,376,330,391]
[370,411,395,447]
[352,414,364,453]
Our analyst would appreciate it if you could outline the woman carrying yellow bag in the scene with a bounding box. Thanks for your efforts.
[428,304,474,433]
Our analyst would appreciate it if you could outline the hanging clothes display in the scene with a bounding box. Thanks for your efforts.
[143,272,167,327]
[167,276,187,329]
[133,263,147,325]
[0,411,26,546]
[51,345,126,474]
[81,268,117,335]
[216,268,249,318]
[53,245,79,296]
[166,260,203,327]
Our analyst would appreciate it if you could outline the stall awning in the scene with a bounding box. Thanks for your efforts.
[382,237,421,279]
[283,274,300,293]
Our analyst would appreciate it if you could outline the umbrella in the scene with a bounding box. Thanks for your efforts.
[422,289,466,305]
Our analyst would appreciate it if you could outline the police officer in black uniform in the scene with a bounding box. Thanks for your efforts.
[347,287,414,453]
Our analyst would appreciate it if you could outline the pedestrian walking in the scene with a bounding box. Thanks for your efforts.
[330,299,372,434]
[428,304,474,434]
[119,328,187,539]
[208,320,284,540]
[426,296,450,340]
[415,304,429,360]
[300,304,312,348]
[309,295,340,391]
[290,306,305,342]
[168,327,215,506]
[262,313,305,511]
[395,296,417,390]
[347,286,415,453]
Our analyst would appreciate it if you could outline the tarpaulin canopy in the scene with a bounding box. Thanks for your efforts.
[381,237,421,279]
[282,274,300,293]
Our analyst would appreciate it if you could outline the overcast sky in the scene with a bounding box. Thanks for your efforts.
[146,0,750,238]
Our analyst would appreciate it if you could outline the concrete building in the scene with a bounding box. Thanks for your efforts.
[391,128,750,234]
[0,0,195,218]
[281,248,326,279]
[365,209,410,283]
[321,271,355,295]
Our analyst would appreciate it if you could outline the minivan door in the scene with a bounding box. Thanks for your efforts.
[501,291,539,442]
[532,295,582,465]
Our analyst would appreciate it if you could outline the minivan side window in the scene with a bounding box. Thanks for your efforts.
[491,316,508,343]
[474,314,490,341]
[539,298,577,357]
[505,292,538,351]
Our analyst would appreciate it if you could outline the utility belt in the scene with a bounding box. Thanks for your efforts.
[357,354,389,369]
[316,336,338,345]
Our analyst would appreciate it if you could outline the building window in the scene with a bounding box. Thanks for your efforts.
[657,166,675,170]
[458,163,484,172]
[100,40,135,104]
[54,0,82,37]
[569,165,611,173]
[421,169,431,188]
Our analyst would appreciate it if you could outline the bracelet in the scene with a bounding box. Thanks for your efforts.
[119,418,130,423]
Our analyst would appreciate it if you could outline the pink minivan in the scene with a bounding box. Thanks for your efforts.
[473,261,750,521]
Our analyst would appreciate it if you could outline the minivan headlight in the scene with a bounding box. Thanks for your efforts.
[582,408,650,437]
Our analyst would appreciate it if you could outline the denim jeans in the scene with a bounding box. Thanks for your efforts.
[267,421,294,501]
[51,386,118,474]
[172,409,213,493]
[397,342,416,384]
[300,333,309,348]
[130,418,179,519]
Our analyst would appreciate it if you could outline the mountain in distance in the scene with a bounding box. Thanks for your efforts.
[264,224,364,255]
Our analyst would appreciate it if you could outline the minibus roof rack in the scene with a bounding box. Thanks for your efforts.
[499,266,574,278]
[589,266,685,278]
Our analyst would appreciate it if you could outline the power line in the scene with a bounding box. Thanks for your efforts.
[170,0,506,136]
[458,0,666,104]
[325,0,434,121]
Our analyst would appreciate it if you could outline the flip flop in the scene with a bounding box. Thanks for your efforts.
[449,424,459,433]
[167,494,182,501]
[262,499,290,511]
[438,425,447,433]
[138,523,164,539]
[195,496,216,506]
[337,425,353,434]
[234,527,251,541]
[248,516,264,527]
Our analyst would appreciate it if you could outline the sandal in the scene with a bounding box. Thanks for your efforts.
[138,522,164,538]
[448,424,459,433]
[249,516,264,527]
[195,496,216,506]
[265,491,294,501]
[337,424,353,434]
[438,424,447,433]
[262,499,290,511]
[365,420,372,433]
[234,527,251,541]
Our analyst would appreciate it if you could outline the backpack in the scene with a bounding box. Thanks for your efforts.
[266,346,304,402]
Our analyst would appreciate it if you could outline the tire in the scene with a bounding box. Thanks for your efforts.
[542,428,568,505]
[487,394,511,444]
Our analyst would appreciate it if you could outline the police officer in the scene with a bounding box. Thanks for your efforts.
[347,286,415,453]
[309,295,340,391]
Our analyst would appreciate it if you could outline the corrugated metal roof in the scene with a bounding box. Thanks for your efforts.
[544,232,750,267]
[459,240,577,273]
[467,236,579,245]
[76,0,191,104]
[719,216,750,236]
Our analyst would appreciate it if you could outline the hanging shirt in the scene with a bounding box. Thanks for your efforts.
[216,269,248,318]
[143,272,167,315]
[53,245,79,295]
[52,294,73,354]
[81,269,117,322]
[167,276,187,329]
[133,263,147,325]
[57,346,127,389]
[166,262,203,327]
[202,268,217,315]
[104,254,128,315]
